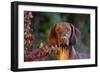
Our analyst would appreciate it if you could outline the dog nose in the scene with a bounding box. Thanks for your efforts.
[61,36,69,47]
[61,37,67,43]
[60,43,67,48]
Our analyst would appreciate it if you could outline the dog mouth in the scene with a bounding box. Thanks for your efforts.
[60,36,70,48]
[60,43,68,48]
[59,39,69,48]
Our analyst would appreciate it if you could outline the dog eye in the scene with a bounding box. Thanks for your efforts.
[67,28,70,31]
[57,29,63,33]
[66,28,71,33]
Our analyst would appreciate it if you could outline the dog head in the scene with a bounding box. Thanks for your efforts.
[48,22,80,48]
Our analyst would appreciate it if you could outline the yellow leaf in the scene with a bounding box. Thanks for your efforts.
[39,42,44,49]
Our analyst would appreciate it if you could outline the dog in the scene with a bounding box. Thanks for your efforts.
[48,22,81,60]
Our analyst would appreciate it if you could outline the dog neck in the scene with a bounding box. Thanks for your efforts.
[56,47,71,60]
[56,46,79,60]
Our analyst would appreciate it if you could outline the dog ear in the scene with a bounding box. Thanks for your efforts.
[70,24,80,46]
[48,24,57,45]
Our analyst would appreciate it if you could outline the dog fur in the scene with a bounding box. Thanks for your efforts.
[48,22,80,60]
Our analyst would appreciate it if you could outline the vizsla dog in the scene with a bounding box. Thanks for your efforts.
[48,22,80,60]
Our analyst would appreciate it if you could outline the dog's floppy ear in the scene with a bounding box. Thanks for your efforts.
[70,24,80,46]
[48,24,57,45]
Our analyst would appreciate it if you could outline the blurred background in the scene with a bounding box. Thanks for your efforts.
[24,11,90,61]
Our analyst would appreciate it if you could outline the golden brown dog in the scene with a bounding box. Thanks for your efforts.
[48,22,80,60]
